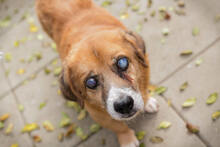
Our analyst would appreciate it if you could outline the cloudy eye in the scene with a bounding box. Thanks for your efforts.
[86,77,99,89]
[117,57,129,71]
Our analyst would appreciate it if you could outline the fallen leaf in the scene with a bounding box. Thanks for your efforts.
[186,122,199,134]
[206,92,218,105]
[32,135,42,143]
[212,110,220,121]
[195,58,203,66]
[34,52,42,61]
[182,97,196,108]
[43,120,55,132]
[77,109,87,120]
[135,23,143,33]
[18,104,24,112]
[192,27,200,36]
[178,1,185,7]
[125,0,131,7]
[66,101,81,113]
[139,142,145,147]
[147,0,152,8]
[10,144,18,147]
[179,82,188,92]
[13,40,19,47]
[39,102,46,110]
[44,67,51,75]
[5,123,13,135]
[16,68,25,75]
[157,121,171,129]
[59,112,71,127]
[76,127,88,140]
[29,23,38,33]
[0,113,10,121]
[180,50,193,56]
[101,0,112,7]
[89,124,101,133]
[54,67,62,76]
[120,11,129,20]
[162,28,169,36]
[0,122,4,129]
[150,136,164,143]
[155,86,167,95]
[0,16,11,27]
[65,123,76,137]
[37,34,44,40]
[136,131,146,141]
[131,4,139,12]
[5,53,12,62]
[21,123,39,133]
[58,133,64,142]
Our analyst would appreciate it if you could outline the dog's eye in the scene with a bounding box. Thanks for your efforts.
[86,77,99,89]
[117,57,129,71]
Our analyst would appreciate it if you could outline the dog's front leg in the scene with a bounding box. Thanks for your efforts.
[85,102,139,147]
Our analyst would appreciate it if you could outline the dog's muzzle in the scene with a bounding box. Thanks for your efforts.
[106,86,144,120]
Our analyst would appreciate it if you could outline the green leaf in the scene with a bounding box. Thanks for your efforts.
[43,120,55,131]
[54,67,62,76]
[4,53,12,62]
[34,52,42,61]
[77,109,87,120]
[206,92,218,105]
[182,97,196,108]
[76,127,88,140]
[131,4,139,12]
[44,67,51,75]
[139,142,145,147]
[0,16,11,27]
[179,82,188,92]
[21,123,39,133]
[89,124,101,133]
[195,58,203,66]
[212,110,220,121]
[162,28,169,36]
[101,0,112,7]
[155,86,167,95]
[66,101,81,113]
[18,104,24,112]
[150,136,163,143]
[0,122,4,129]
[192,27,199,36]
[39,102,46,110]
[180,50,193,56]
[157,121,171,129]
[59,112,71,127]
[136,131,146,141]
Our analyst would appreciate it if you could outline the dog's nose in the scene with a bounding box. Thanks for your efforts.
[114,96,134,114]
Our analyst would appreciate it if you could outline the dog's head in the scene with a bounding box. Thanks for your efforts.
[60,29,149,120]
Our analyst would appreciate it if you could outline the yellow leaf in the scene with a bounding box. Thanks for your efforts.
[157,121,171,129]
[182,97,196,108]
[21,123,39,133]
[0,113,10,121]
[5,53,12,62]
[212,110,220,121]
[16,68,25,75]
[136,131,146,140]
[29,23,38,33]
[11,143,19,147]
[77,109,87,120]
[32,135,41,143]
[43,120,54,132]
[13,40,19,47]
[5,123,13,135]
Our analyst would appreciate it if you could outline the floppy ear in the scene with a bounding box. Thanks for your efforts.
[123,30,148,68]
[59,71,84,108]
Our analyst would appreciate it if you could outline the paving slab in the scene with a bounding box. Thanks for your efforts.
[0,10,58,88]
[0,93,33,147]
[14,60,97,147]
[161,40,220,147]
[95,0,220,84]
[78,95,206,147]
[0,62,10,98]
[0,0,35,35]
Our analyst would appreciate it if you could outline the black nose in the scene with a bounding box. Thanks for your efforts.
[114,96,134,114]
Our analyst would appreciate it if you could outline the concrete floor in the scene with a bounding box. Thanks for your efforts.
[0,0,220,147]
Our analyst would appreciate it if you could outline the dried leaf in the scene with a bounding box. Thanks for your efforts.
[195,58,203,66]
[58,133,64,142]
[101,0,112,7]
[0,113,10,121]
[180,50,193,56]
[186,122,199,134]
[89,124,101,133]
[5,123,13,135]
[43,120,54,132]
[33,135,42,143]
[66,101,81,113]
[150,136,163,143]
[18,104,24,112]
[192,27,199,36]
[179,82,188,92]
[206,92,218,105]
[158,121,171,129]
[16,68,25,75]
[11,144,18,147]
[212,110,220,121]
[65,123,76,137]
[76,127,88,140]
[155,86,167,95]
[162,28,169,36]
[147,0,152,8]
[39,102,46,110]
[59,112,71,127]
[182,97,196,108]
[54,67,62,76]
[136,131,146,141]
[0,122,4,129]
[77,109,87,120]
[21,123,39,133]
[178,1,185,7]
[5,53,12,62]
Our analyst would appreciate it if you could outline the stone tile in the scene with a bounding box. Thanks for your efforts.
[0,0,35,35]
[0,10,58,87]
[0,63,10,98]
[162,41,220,147]
[14,61,96,147]
[78,95,206,147]
[96,0,220,84]
[0,93,33,147]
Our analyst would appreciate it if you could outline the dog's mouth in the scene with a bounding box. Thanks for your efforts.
[120,109,138,119]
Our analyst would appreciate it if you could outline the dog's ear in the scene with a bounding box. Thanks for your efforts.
[123,30,148,68]
[59,71,84,108]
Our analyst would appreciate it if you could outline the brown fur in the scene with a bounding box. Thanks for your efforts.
[36,0,150,146]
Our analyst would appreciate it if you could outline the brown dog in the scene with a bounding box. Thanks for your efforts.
[36,0,159,146]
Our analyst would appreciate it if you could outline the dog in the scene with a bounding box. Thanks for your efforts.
[36,0,159,146]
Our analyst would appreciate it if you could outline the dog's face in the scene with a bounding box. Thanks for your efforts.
[60,29,149,120]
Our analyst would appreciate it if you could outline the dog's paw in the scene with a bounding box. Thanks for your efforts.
[118,130,139,147]
[145,97,159,113]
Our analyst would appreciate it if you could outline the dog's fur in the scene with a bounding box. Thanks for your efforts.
[36,0,158,146]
